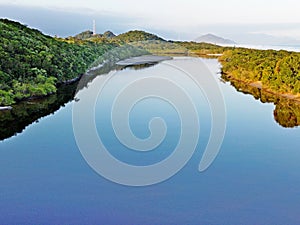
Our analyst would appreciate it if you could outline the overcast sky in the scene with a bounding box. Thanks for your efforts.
[1,0,300,44]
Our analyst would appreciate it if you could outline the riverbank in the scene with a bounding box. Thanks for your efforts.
[0,106,12,111]
[116,55,172,66]
[0,77,81,109]
[219,48,300,101]
[222,72,300,103]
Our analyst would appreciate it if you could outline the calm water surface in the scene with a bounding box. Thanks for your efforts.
[1,58,300,225]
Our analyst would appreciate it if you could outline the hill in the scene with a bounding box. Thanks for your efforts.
[0,19,147,106]
[74,30,116,40]
[195,34,236,45]
[73,30,162,44]
[1,18,300,114]
[103,31,116,39]
[114,30,165,43]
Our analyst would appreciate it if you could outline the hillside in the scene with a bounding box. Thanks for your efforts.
[195,34,236,45]
[2,18,299,108]
[74,30,116,40]
[220,48,300,95]
[114,30,165,43]
[0,19,148,106]
[0,19,118,105]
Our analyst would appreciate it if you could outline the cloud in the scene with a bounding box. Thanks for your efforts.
[1,3,300,45]
[0,3,140,37]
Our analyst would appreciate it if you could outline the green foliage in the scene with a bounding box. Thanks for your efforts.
[11,75,57,100]
[0,19,116,105]
[0,90,14,105]
[0,82,78,141]
[177,41,230,55]
[74,30,116,40]
[130,40,188,55]
[103,31,116,39]
[0,19,159,105]
[6,17,300,107]
[114,30,164,43]
[74,30,94,40]
[220,48,300,95]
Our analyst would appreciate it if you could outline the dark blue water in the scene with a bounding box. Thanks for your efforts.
[1,58,300,225]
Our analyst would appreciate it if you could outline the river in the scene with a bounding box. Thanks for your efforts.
[0,57,300,224]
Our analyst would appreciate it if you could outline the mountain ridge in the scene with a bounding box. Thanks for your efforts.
[195,33,236,45]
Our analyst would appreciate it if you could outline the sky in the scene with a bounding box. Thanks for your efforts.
[1,0,300,45]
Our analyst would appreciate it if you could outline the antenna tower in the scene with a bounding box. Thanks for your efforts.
[93,19,96,35]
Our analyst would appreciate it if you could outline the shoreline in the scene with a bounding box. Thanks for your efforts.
[0,55,167,108]
[3,54,300,109]
[0,106,12,111]
[116,55,172,66]
[222,73,300,103]
[0,77,81,109]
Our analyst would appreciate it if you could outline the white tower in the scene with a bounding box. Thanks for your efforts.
[93,19,96,35]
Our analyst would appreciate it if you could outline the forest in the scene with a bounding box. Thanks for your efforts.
[220,48,300,95]
[178,42,300,97]
[0,19,225,106]
[0,19,119,105]
[0,20,150,105]
[1,18,300,106]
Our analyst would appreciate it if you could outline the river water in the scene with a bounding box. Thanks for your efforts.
[0,57,300,225]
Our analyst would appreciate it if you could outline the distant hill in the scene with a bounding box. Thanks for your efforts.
[114,30,165,43]
[74,30,164,43]
[195,34,236,45]
[74,30,94,39]
[103,31,116,39]
[74,30,116,40]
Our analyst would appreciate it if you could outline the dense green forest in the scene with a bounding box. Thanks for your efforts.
[0,20,152,106]
[2,18,300,106]
[73,30,161,44]
[0,19,118,105]
[178,42,300,97]
[0,20,226,106]
[114,30,164,43]
[0,82,78,140]
[220,48,300,95]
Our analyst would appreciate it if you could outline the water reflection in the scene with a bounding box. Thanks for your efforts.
[2,56,299,142]
[223,76,300,128]
[0,83,77,141]
[117,63,158,71]
[0,61,158,141]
